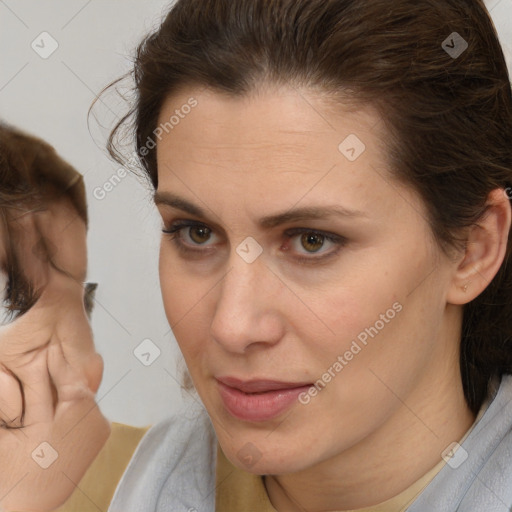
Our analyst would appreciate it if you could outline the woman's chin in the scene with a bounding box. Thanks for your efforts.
[216,431,320,476]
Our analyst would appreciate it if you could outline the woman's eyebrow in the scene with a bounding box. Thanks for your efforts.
[153,191,367,229]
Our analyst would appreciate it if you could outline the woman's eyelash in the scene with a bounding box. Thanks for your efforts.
[162,220,206,237]
[161,220,346,264]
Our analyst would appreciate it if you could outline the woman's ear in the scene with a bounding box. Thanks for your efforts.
[448,188,511,305]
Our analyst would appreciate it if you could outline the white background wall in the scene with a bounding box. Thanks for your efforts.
[0,0,511,427]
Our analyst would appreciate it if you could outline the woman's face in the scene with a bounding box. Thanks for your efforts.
[155,84,462,474]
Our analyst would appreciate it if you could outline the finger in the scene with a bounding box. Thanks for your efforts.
[85,351,104,394]
[0,268,85,359]
[51,284,100,370]
[0,364,23,428]
[47,337,91,405]
[49,319,104,397]
[0,304,52,360]
[20,345,55,426]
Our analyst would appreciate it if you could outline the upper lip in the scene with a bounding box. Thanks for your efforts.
[217,376,312,393]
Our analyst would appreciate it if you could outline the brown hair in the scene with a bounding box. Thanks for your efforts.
[0,123,89,320]
[107,0,512,414]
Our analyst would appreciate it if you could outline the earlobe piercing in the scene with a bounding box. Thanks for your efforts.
[463,284,469,293]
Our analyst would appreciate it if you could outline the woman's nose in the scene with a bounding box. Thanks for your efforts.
[209,249,285,354]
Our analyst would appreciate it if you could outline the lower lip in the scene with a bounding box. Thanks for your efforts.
[217,381,312,422]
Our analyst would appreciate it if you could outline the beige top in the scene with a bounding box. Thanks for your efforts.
[215,445,447,512]
[54,422,150,512]
[49,390,490,512]
[215,403,488,512]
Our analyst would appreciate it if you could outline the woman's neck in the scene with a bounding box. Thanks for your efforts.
[264,359,476,512]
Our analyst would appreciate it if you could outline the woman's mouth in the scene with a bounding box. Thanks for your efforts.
[216,377,312,422]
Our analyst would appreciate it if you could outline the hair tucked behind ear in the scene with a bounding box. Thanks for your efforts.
[106,0,512,414]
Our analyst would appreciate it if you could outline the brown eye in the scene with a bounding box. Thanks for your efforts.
[300,233,325,253]
[161,221,219,253]
[189,226,212,244]
[284,228,345,263]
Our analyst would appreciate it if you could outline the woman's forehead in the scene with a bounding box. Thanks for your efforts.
[155,86,387,185]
